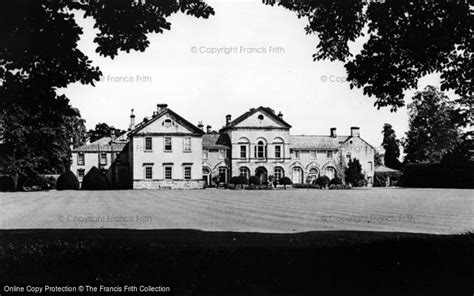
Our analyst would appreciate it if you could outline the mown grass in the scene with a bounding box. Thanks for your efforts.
[0,230,473,295]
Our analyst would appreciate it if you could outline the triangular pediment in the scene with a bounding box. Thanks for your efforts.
[131,109,203,135]
[228,107,291,129]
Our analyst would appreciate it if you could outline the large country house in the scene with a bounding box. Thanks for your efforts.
[71,104,376,189]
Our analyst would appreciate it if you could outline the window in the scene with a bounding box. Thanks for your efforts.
[308,168,318,183]
[368,161,373,171]
[326,150,333,158]
[240,145,247,159]
[114,152,121,162]
[219,149,226,160]
[145,166,153,180]
[77,169,85,181]
[183,137,192,152]
[293,150,300,159]
[184,166,192,180]
[274,167,284,181]
[310,151,317,160]
[164,119,172,127]
[202,149,209,159]
[275,145,282,159]
[77,153,85,165]
[164,166,172,180]
[239,167,249,178]
[145,137,152,151]
[164,137,172,152]
[258,114,264,120]
[99,153,107,165]
[256,141,266,159]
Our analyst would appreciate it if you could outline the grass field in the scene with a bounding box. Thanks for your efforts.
[1,188,473,233]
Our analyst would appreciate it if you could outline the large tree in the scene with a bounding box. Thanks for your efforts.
[382,123,402,170]
[0,0,214,180]
[264,0,472,115]
[403,86,463,163]
[345,158,365,187]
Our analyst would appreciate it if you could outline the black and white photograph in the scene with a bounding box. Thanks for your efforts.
[0,0,473,295]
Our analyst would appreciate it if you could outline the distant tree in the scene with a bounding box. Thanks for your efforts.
[88,123,125,143]
[403,86,463,163]
[264,0,472,114]
[345,158,365,186]
[374,151,383,167]
[56,171,80,191]
[382,124,402,170]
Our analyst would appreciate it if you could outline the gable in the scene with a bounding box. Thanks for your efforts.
[234,109,289,129]
[131,109,203,135]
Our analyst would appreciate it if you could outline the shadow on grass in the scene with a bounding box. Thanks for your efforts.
[0,229,473,295]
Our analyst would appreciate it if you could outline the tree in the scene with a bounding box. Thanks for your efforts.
[280,176,292,189]
[88,123,125,143]
[374,151,383,167]
[345,158,365,186]
[0,0,214,182]
[403,86,463,163]
[382,124,402,170]
[264,0,472,115]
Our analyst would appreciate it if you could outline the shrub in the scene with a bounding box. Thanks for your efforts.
[293,184,321,189]
[81,167,109,190]
[237,175,249,186]
[329,184,337,190]
[280,177,292,189]
[0,175,16,192]
[315,176,330,188]
[249,176,261,186]
[56,171,80,190]
[230,176,239,186]
[330,177,343,185]
[345,158,365,186]
[356,179,368,187]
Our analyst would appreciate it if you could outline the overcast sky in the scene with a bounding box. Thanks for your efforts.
[59,0,448,151]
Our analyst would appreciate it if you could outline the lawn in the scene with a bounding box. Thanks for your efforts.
[0,188,473,234]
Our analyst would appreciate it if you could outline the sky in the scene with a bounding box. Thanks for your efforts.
[59,0,448,152]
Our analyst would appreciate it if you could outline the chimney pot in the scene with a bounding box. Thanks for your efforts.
[277,111,283,119]
[129,109,136,131]
[156,104,168,113]
[330,127,337,138]
[225,114,232,125]
[198,121,204,131]
[206,125,212,133]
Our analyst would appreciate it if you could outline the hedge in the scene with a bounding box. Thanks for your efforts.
[0,175,16,192]
[399,162,474,189]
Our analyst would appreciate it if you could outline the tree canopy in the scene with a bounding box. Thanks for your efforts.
[264,0,472,113]
[403,86,463,163]
[88,123,125,143]
[0,0,214,179]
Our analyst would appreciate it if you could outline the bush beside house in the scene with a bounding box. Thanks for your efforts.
[81,167,109,190]
[56,171,80,190]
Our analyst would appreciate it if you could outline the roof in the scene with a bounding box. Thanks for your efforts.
[130,108,204,136]
[203,133,231,149]
[222,106,292,130]
[290,135,350,150]
[73,137,128,152]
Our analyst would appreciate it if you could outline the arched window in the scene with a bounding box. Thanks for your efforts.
[239,167,250,178]
[307,168,319,184]
[273,137,284,159]
[325,167,335,180]
[256,141,266,159]
[238,137,250,159]
[163,119,172,127]
[274,167,284,182]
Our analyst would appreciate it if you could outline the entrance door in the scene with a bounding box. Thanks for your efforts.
[202,168,211,186]
[255,167,268,184]
[292,167,303,184]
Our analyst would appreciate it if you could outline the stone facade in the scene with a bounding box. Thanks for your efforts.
[71,105,375,189]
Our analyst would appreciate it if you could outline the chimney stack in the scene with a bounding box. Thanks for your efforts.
[350,127,360,137]
[198,121,204,131]
[156,103,168,114]
[225,114,232,126]
[277,111,283,119]
[330,127,337,138]
[129,109,136,131]
[206,125,212,133]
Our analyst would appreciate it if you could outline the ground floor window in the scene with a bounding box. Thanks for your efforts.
[202,168,211,186]
[292,167,303,184]
[307,168,319,183]
[239,167,250,178]
[184,166,192,180]
[325,167,335,180]
[145,166,153,180]
[274,167,284,182]
[77,169,85,181]
[164,166,173,180]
